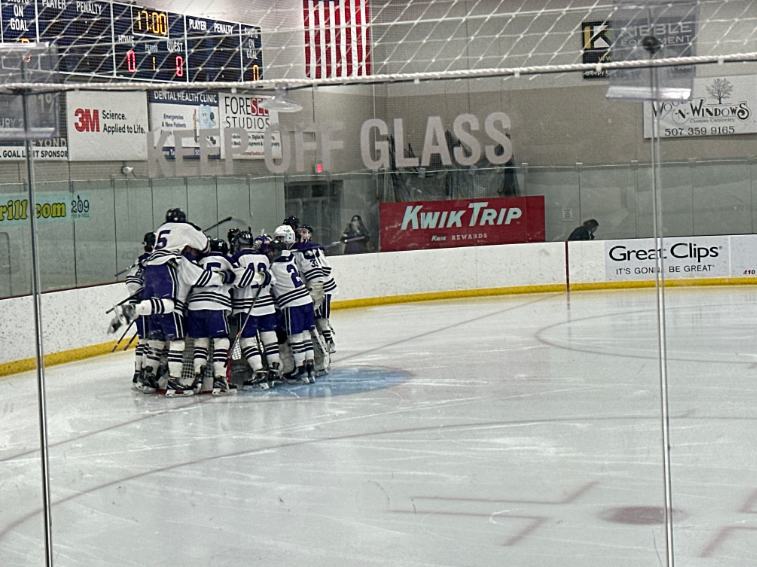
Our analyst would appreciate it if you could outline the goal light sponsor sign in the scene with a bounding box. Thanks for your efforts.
[379,196,545,252]
[643,75,757,138]
[0,136,67,160]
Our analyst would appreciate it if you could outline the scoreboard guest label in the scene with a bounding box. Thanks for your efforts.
[67,91,149,161]
[7,0,263,82]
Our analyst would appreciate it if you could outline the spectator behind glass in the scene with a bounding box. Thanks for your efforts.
[567,219,599,241]
[341,215,370,254]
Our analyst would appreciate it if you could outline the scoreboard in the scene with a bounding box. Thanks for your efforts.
[3,0,263,83]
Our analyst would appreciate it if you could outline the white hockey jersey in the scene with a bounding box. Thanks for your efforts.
[187,252,233,312]
[230,249,275,316]
[124,252,150,296]
[173,256,223,314]
[269,250,313,309]
[292,243,338,295]
[146,222,209,265]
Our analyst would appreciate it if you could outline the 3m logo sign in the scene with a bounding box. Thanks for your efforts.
[74,109,100,132]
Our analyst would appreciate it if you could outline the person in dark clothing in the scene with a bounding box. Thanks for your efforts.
[341,215,370,254]
[567,219,599,241]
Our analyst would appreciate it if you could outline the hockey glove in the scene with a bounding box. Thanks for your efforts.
[221,270,236,284]
[252,269,271,287]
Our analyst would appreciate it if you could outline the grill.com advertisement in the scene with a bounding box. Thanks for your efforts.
[380,196,545,252]
[604,236,731,281]
[67,91,149,161]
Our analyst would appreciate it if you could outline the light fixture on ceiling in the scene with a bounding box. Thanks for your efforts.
[258,83,303,113]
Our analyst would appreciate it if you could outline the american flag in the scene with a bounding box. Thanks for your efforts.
[304,0,371,79]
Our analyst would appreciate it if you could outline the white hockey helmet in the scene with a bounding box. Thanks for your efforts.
[273,224,296,246]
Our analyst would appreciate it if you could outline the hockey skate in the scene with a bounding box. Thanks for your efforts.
[326,339,336,354]
[108,304,136,334]
[132,369,144,391]
[212,378,238,396]
[283,360,315,384]
[243,369,271,391]
[192,367,206,394]
[305,359,315,383]
[267,362,283,386]
[166,378,194,397]
[140,369,158,394]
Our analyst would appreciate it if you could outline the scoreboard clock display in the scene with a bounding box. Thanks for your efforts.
[3,0,263,83]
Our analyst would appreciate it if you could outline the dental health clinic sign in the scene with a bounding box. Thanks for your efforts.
[380,196,545,252]
[604,235,757,281]
[67,91,149,161]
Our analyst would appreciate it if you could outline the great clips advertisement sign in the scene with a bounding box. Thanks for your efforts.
[380,196,545,252]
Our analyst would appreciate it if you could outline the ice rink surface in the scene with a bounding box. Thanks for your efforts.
[2,287,757,566]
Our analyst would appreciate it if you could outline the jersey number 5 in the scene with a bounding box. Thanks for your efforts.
[155,229,170,250]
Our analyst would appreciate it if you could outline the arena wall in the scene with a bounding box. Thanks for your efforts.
[2,236,756,375]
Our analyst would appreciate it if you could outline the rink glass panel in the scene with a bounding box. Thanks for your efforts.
[3,58,757,567]
[3,159,757,297]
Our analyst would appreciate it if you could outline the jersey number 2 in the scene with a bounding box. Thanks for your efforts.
[286,264,303,287]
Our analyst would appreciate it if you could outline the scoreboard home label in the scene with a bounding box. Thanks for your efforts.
[5,0,263,82]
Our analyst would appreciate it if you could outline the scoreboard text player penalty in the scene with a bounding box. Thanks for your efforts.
[6,0,263,82]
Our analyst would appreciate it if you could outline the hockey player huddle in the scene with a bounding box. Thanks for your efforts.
[109,209,337,397]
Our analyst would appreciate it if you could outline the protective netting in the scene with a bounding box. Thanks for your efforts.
[0,0,756,92]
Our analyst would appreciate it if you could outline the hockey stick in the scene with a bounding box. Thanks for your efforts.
[203,216,234,233]
[111,320,135,352]
[324,235,366,248]
[105,289,143,314]
[230,278,265,361]
[114,263,135,278]
[123,331,139,351]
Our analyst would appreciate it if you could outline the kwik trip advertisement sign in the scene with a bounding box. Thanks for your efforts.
[380,196,545,252]
[643,75,757,138]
